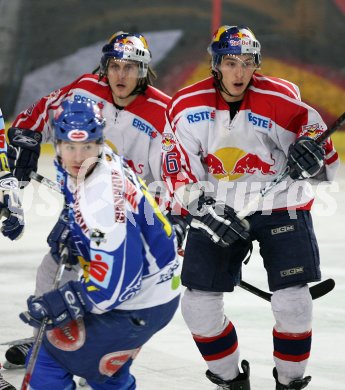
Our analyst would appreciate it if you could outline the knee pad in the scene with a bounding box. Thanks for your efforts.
[271,285,313,333]
[181,289,226,336]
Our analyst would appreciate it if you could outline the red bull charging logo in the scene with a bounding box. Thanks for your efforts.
[204,147,276,180]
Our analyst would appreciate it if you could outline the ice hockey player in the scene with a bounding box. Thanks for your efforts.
[161,25,339,389]
[0,109,22,389]
[19,100,181,389]
[5,31,186,367]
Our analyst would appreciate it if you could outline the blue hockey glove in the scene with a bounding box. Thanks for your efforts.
[287,136,325,180]
[0,172,24,240]
[7,127,42,188]
[47,208,79,269]
[187,195,250,247]
[20,281,93,329]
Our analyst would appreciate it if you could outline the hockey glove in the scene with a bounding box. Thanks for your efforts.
[167,213,189,250]
[287,136,325,180]
[47,208,80,269]
[20,281,93,329]
[187,195,250,247]
[7,127,42,188]
[0,172,24,240]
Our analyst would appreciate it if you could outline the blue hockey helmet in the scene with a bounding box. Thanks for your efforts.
[208,25,261,70]
[100,31,152,78]
[53,100,105,144]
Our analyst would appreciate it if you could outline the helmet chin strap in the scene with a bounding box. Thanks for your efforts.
[212,70,236,98]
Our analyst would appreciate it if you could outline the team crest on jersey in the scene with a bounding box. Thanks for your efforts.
[90,228,106,246]
[301,123,321,137]
[161,133,176,152]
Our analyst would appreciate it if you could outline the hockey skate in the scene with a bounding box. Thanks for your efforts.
[273,368,311,389]
[0,373,16,390]
[4,341,33,369]
[206,360,250,390]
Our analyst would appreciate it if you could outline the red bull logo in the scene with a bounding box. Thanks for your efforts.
[231,153,276,175]
[204,148,276,180]
[204,154,227,174]
[301,123,323,138]
[162,133,176,152]
[230,32,250,39]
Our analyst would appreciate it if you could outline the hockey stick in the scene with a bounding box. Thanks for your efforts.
[21,246,69,390]
[29,171,62,193]
[239,278,335,302]
[236,112,345,220]
[0,336,35,346]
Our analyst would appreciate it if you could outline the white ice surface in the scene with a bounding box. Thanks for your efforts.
[1,155,344,389]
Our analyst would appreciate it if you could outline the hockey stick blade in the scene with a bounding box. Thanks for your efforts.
[239,278,335,302]
[309,278,335,299]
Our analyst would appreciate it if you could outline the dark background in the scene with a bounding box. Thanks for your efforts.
[1,0,344,119]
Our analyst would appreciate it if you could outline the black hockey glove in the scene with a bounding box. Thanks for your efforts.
[167,213,189,249]
[0,172,24,240]
[287,136,325,180]
[187,195,250,247]
[47,208,79,269]
[7,127,42,188]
